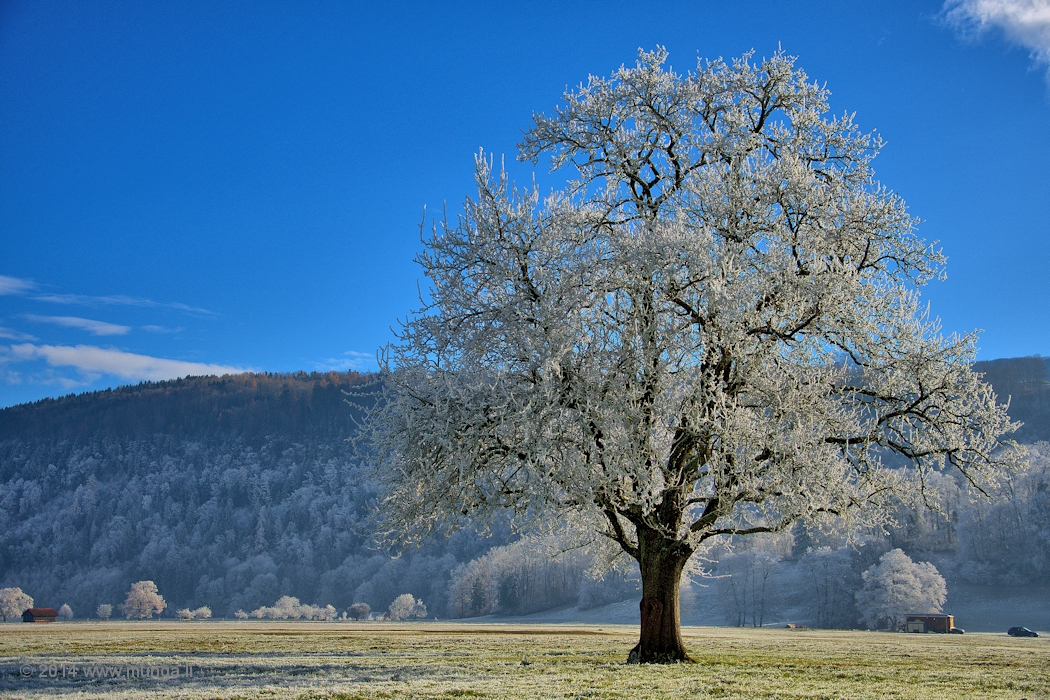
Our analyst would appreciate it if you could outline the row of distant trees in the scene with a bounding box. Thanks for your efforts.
[1,582,427,624]
[0,588,72,621]
[0,580,163,621]
[240,593,427,621]
[0,581,163,621]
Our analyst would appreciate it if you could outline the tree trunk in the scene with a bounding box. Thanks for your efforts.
[628,529,692,663]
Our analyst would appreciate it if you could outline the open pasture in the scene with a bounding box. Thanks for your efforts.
[1,621,1047,699]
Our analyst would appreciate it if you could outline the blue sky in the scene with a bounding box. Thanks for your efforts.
[1,0,1049,408]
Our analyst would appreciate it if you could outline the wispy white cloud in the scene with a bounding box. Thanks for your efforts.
[1,275,215,317]
[23,314,131,336]
[944,0,1050,78]
[0,275,36,295]
[6,343,245,382]
[313,350,377,372]
[0,326,37,342]
[141,324,183,334]
[33,292,217,316]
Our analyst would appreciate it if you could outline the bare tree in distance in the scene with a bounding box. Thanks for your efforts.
[370,47,1022,662]
[717,539,786,628]
[0,587,33,622]
[95,604,112,621]
[798,546,858,629]
[121,580,166,620]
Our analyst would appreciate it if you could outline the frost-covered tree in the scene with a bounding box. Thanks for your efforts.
[178,606,212,621]
[234,609,249,620]
[370,48,1021,662]
[387,593,427,621]
[58,604,73,620]
[251,595,303,619]
[955,442,1050,584]
[855,549,946,630]
[248,596,335,620]
[296,603,337,620]
[95,603,112,621]
[447,535,591,618]
[0,587,33,622]
[348,602,371,620]
[121,580,166,620]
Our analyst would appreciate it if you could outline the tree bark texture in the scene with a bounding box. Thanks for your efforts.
[628,527,692,663]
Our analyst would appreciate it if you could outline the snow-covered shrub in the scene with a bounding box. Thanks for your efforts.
[388,594,427,621]
[250,596,335,620]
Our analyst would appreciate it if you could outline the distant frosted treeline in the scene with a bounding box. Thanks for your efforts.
[0,424,474,617]
[0,371,484,617]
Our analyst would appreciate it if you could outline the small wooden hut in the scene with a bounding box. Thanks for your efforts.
[905,613,954,633]
[22,607,58,623]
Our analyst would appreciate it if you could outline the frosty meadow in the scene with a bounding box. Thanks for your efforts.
[370,48,1022,663]
[4,622,1049,699]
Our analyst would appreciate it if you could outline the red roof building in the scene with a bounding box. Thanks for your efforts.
[22,608,58,623]
[905,613,955,633]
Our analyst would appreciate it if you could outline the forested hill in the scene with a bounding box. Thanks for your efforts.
[0,371,373,443]
[0,371,502,621]
[973,356,1050,443]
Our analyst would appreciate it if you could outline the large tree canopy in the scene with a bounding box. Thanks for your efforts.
[370,49,1021,662]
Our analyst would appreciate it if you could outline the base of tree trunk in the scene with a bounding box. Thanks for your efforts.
[626,643,693,664]
[625,597,693,664]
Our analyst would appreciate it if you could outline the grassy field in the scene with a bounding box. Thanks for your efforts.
[1,621,1047,699]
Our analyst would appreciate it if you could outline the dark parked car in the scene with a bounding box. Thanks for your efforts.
[1007,627,1039,638]
[949,627,964,634]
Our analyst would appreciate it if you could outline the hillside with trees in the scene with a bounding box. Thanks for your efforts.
[0,357,1047,626]
[0,371,506,620]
